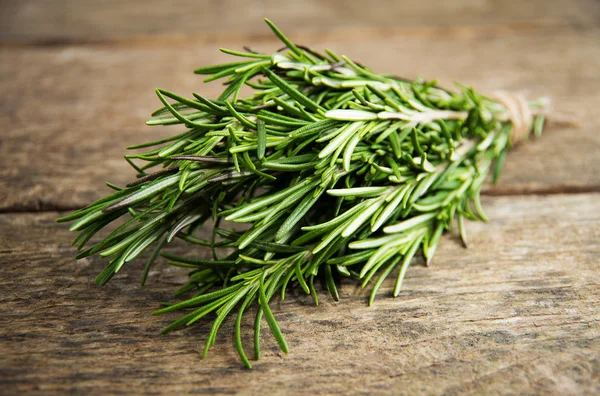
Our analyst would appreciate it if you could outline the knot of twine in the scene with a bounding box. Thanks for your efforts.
[493,91,534,145]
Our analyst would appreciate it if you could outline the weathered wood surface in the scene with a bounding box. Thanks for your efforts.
[1,1,599,394]
[1,0,599,44]
[1,194,599,395]
[2,28,599,212]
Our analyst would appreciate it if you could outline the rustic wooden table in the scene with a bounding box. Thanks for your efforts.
[1,1,599,394]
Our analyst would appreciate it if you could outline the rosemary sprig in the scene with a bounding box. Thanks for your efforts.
[59,19,546,368]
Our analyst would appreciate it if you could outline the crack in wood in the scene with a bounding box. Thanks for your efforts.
[0,21,592,49]
[2,186,597,214]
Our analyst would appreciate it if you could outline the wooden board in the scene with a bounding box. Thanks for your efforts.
[1,1,599,394]
[2,28,599,212]
[1,193,599,394]
[1,0,599,44]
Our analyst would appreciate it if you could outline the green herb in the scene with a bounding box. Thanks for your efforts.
[59,19,547,368]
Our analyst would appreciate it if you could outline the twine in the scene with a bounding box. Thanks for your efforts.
[493,91,534,144]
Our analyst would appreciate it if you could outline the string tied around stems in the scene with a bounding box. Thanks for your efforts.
[493,90,535,144]
[494,91,580,144]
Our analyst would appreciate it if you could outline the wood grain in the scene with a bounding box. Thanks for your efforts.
[1,28,599,212]
[1,193,598,395]
[1,0,599,44]
[1,1,599,394]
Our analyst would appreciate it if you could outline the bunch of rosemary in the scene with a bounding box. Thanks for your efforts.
[59,19,546,368]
